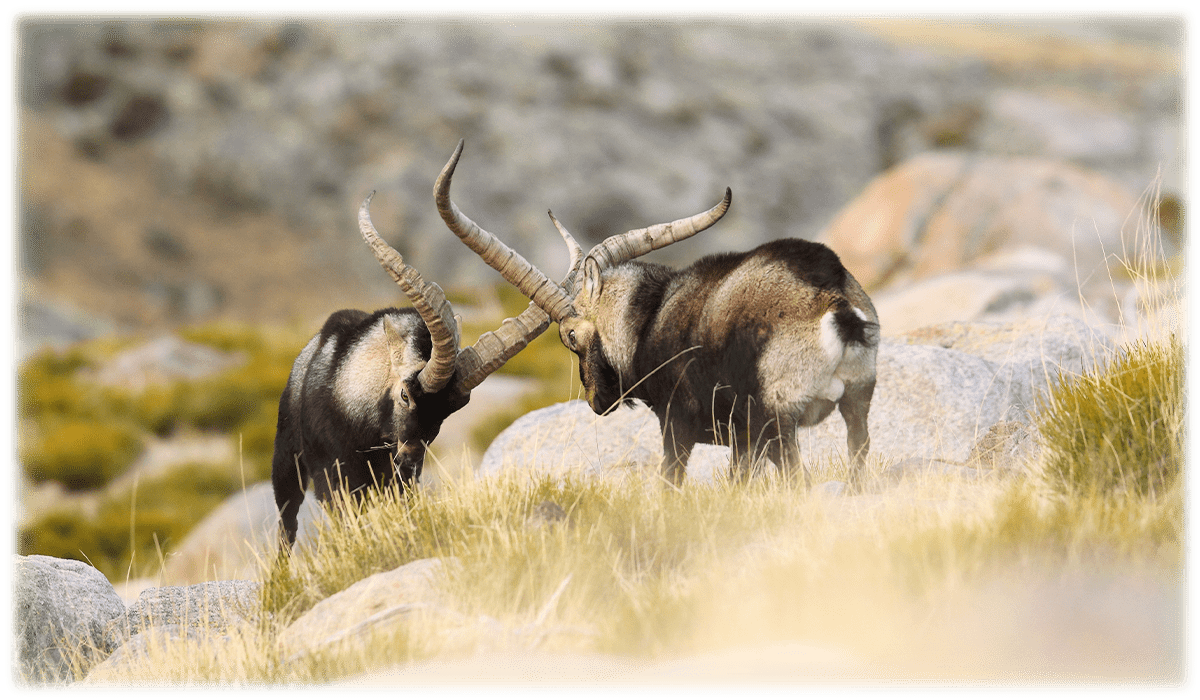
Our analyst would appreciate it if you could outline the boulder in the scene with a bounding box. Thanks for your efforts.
[86,334,246,392]
[161,481,326,584]
[83,624,216,683]
[895,315,1115,401]
[278,558,455,660]
[817,153,1160,294]
[478,400,730,483]
[13,554,127,683]
[116,580,261,639]
[795,341,1029,465]
[871,267,1062,335]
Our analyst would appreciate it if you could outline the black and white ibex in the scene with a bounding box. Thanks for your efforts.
[437,140,879,486]
[271,190,581,546]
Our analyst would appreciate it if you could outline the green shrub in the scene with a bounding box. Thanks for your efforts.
[21,418,145,490]
[18,462,245,580]
[1036,336,1184,499]
[112,383,187,437]
[17,347,101,420]
[16,510,108,566]
[179,321,267,354]
[80,323,302,441]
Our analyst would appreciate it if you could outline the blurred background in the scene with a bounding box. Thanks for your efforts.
[12,15,1185,585]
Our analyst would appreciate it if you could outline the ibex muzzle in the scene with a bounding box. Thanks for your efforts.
[271,189,580,547]
[438,139,879,486]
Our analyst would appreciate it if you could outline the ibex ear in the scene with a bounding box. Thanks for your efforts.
[583,256,604,304]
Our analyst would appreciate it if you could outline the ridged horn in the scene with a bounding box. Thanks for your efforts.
[452,202,584,393]
[359,192,460,394]
[584,186,732,272]
[435,139,579,323]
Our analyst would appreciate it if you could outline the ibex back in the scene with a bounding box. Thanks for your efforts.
[435,140,879,486]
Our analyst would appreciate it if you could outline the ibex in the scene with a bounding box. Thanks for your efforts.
[436,140,879,486]
[271,190,580,546]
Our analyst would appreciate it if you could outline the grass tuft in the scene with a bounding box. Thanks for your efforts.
[1035,335,1184,499]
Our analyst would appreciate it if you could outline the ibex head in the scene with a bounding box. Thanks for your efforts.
[358,188,586,463]
[272,182,582,547]
[435,139,731,413]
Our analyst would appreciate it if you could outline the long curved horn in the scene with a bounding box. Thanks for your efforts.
[359,192,460,394]
[453,210,584,393]
[435,139,578,323]
[584,186,732,272]
[547,210,584,295]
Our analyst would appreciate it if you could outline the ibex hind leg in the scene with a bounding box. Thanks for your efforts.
[839,378,876,492]
[766,427,809,489]
[660,423,696,487]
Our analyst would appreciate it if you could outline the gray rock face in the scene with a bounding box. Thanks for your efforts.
[83,624,215,683]
[13,555,127,684]
[481,317,1112,478]
[87,334,246,392]
[162,481,327,584]
[19,20,1180,315]
[479,400,730,483]
[278,558,453,660]
[117,580,261,639]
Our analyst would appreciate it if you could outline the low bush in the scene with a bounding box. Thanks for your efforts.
[18,462,245,580]
[1035,335,1184,499]
[20,418,144,490]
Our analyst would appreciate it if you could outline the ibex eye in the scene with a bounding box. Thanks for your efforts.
[568,330,577,349]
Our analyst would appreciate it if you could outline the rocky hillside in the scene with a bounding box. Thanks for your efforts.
[17,17,1183,356]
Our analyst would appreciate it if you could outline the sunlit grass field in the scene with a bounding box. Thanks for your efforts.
[70,323,1184,684]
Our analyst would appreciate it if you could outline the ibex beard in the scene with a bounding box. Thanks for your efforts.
[437,139,879,487]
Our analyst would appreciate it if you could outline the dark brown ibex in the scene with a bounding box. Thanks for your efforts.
[271,190,580,546]
[436,140,879,486]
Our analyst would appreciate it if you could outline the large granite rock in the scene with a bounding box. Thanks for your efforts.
[278,558,456,661]
[161,481,327,584]
[817,153,1165,296]
[117,580,262,638]
[13,555,127,683]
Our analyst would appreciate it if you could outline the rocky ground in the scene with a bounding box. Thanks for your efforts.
[17,17,1183,353]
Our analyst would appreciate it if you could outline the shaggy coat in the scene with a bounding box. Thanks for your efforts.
[563,238,879,484]
[270,308,468,545]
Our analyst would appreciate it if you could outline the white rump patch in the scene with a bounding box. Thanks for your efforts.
[818,376,845,402]
[818,311,843,364]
